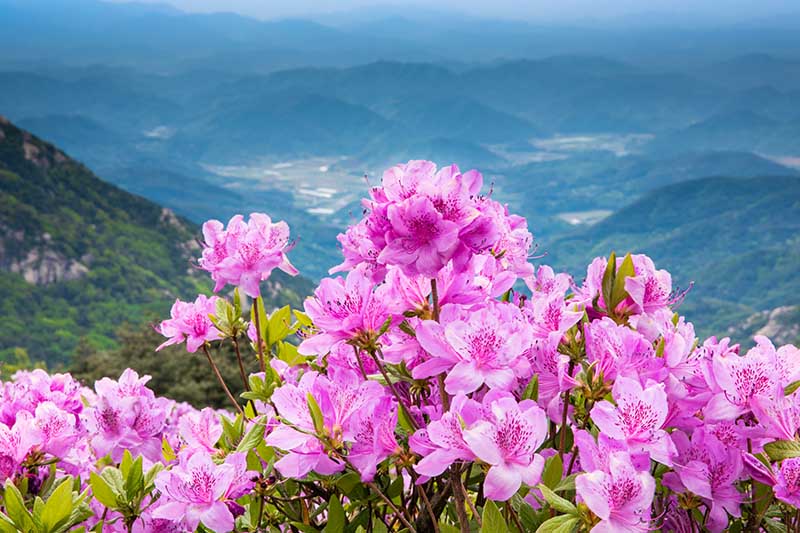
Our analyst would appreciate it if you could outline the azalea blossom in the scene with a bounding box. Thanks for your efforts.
[153,451,252,532]
[462,393,547,500]
[414,302,531,394]
[156,294,221,353]
[576,451,656,533]
[590,376,676,465]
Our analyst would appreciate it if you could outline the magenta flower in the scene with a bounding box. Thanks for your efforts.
[153,451,251,532]
[33,401,80,459]
[576,451,655,533]
[414,302,531,395]
[662,429,743,532]
[525,336,573,410]
[86,369,170,462]
[0,413,41,481]
[349,396,401,481]
[523,292,583,342]
[524,265,572,297]
[584,318,662,384]
[624,254,674,315]
[462,393,547,501]
[378,196,461,277]
[267,369,387,479]
[412,394,482,478]
[704,339,779,421]
[156,294,221,353]
[298,269,397,356]
[751,390,800,441]
[179,407,223,453]
[775,458,800,508]
[590,377,676,466]
[199,213,297,298]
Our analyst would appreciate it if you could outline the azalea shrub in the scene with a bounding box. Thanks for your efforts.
[1,160,800,533]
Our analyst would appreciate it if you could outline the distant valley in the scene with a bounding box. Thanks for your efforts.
[0,0,798,357]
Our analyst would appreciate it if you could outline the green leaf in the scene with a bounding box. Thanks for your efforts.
[764,439,800,461]
[236,417,267,453]
[480,500,507,533]
[553,474,577,493]
[293,310,313,327]
[522,375,539,402]
[600,251,616,312]
[786,380,800,396]
[0,514,17,533]
[288,522,320,533]
[277,342,306,367]
[611,252,635,308]
[306,393,326,435]
[90,472,119,509]
[126,457,145,498]
[538,485,577,515]
[439,523,461,533]
[535,514,579,533]
[268,306,292,345]
[324,495,346,533]
[161,436,176,462]
[4,480,34,530]
[542,454,563,489]
[41,478,74,533]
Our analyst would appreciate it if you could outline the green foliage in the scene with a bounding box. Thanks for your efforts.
[548,175,800,343]
[0,119,313,366]
[0,478,92,533]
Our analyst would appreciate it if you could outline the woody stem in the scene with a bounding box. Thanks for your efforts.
[202,344,243,415]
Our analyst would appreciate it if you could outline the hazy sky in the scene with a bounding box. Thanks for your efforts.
[112,0,798,23]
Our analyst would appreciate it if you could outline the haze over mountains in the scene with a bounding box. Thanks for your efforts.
[0,0,799,362]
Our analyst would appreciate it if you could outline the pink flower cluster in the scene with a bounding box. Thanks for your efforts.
[0,368,250,533]
[5,160,799,533]
[263,161,800,532]
[199,213,297,298]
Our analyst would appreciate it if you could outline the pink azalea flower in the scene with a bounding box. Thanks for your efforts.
[520,336,572,411]
[199,213,297,298]
[624,254,674,315]
[462,393,547,501]
[584,318,663,384]
[751,389,800,441]
[156,294,221,353]
[329,219,386,282]
[32,401,80,458]
[576,451,655,533]
[775,457,800,508]
[590,377,676,466]
[86,369,170,462]
[378,196,461,277]
[178,407,223,453]
[524,265,572,297]
[0,413,42,481]
[704,339,779,421]
[267,369,387,479]
[349,396,401,481]
[298,269,397,356]
[414,302,531,395]
[412,394,482,478]
[153,451,251,532]
[662,429,743,532]
[523,292,583,342]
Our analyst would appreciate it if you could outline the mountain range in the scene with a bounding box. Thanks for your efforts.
[0,0,798,359]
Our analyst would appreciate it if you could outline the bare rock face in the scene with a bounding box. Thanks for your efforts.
[8,247,89,285]
[755,306,800,346]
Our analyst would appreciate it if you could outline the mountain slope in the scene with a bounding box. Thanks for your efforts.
[0,117,312,365]
[547,175,800,339]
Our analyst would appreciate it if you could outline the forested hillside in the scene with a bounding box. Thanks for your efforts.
[0,117,312,365]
